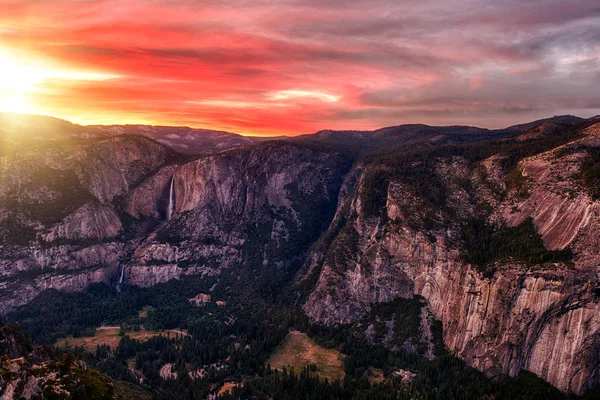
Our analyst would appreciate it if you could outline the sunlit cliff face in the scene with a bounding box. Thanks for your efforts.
[1,0,598,136]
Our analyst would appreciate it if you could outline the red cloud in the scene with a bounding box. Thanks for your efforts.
[1,0,598,135]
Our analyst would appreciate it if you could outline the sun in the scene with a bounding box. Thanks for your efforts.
[0,92,31,114]
[0,50,43,114]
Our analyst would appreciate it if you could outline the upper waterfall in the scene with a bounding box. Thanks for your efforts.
[167,176,176,221]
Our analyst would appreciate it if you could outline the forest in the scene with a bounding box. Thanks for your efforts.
[5,273,600,399]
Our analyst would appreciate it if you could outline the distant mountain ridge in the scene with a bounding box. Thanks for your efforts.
[2,112,589,156]
[0,113,269,155]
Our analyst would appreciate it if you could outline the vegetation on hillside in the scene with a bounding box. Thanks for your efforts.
[360,167,389,217]
[0,321,146,399]
[1,167,94,225]
[461,218,574,277]
[578,147,600,200]
[267,331,345,382]
[358,119,591,224]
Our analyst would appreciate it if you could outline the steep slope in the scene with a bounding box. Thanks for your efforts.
[303,119,600,395]
[0,131,351,311]
[0,134,177,313]
[0,321,146,399]
[122,142,351,286]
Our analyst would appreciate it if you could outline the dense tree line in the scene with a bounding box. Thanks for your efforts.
[8,277,599,399]
[460,217,574,277]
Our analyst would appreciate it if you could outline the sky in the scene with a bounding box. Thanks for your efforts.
[0,0,599,136]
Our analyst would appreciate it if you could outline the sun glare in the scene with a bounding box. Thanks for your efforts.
[0,51,43,114]
[0,49,120,116]
[0,92,31,114]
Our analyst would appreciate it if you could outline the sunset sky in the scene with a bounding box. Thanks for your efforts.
[0,0,599,136]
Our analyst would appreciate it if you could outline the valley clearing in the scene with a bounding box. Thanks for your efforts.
[267,330,345,382]
[55,327,189,351]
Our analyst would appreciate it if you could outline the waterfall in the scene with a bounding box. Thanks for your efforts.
[119,265,124,284]
[167,176,175,221]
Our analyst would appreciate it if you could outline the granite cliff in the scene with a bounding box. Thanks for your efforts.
[303,119,600,394]
[0,121,349,311]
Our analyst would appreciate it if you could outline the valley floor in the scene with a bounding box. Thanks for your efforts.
[267,330,345,382]
[4,277,599,399]
[55,326,189,351]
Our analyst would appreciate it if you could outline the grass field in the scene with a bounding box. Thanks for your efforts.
[267,331,345,382]
[218,382,239,396]
[138,305,154,318]
[55,327,188,351]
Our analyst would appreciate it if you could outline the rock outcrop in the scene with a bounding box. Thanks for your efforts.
[303,122,600,395]
[0,134,172,312]
[0,131,350,308]
[0,321,137,399]
[40,202,122,242]
[124,142,350,285]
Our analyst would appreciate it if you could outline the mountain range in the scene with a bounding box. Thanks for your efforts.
[1,112,599,397]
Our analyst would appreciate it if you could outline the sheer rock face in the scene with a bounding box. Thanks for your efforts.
[73,137,174,203]
[0,139,349,308]
[0,135,173,205]
[123,164,179,220]
[125,264,219,288]
[124,144,350,287]
[304,131,600,395]
[497,141,596,251]
[0,136,170,313]
[0,243,123,313]
[40,202,123,242]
